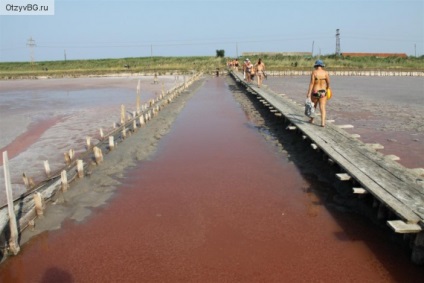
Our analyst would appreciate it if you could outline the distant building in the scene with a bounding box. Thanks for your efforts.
[341,52,407,58]
[242,52,312,57]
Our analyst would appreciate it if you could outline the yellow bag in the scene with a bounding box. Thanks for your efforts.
[326,88,332,100]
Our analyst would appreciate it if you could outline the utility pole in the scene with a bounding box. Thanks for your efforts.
[335,29,341,57]
[236,42,239,58]
[415,43,417,57]
[64,49,67,62]
[312,41,314,57]
[26,37,36,64]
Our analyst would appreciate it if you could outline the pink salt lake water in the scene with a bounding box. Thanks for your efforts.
[0,76,178,204]
[0,75,423,282]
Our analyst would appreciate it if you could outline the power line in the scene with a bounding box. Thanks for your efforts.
[335,29,341,56]
[26,37,36,64]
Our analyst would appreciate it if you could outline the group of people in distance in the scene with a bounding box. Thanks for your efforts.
[242,58,266,88]
[228,57,330,128]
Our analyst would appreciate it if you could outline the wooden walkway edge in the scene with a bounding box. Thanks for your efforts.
[229,70,424,264]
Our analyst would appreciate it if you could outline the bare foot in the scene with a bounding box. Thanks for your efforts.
[309,118,314,124]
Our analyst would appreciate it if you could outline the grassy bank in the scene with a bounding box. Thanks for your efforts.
[1,55,423,79]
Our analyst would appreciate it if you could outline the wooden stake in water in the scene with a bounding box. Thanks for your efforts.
[77,159,84,178]
[64,152,71,165]
[136,94,141,115]
[120,104,126,125]
[61,170,68,192]
[44,160,51,178]
[133,120,137,131]
[86,137,91,149]
[93,146,103,164]
[3,151,20,255]
[100,128,104,138]
[109,136,115,150]
[33,192,44,217]
[69,149,75,161]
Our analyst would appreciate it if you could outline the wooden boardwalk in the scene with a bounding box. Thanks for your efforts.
[229,70,424,263]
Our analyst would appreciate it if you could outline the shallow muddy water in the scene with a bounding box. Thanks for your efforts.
[0,76,423,282]
[0,76,179,204]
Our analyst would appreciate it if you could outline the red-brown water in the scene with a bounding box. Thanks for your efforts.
[0,77,423,282]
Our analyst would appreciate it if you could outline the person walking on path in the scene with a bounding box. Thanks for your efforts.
[245,59,254,83]
[306,59,330,127]
[254,58,266,88]
[243,59,248,80]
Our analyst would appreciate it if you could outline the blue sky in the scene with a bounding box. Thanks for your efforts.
[0,0,423,62]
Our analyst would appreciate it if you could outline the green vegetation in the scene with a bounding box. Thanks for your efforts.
[246,54,424,72]
[0,54,423,79]
[0,57,226,79]
[216,50,225,58]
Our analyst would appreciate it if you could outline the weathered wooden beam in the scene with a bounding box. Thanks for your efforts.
[120,104,126,125]
[385,154,400,161]
[133,120,137,131]
[353,187,368,194]
[337,124,354,129]
[336,173,352,181]
[93,146,103,164]
[310,143,318,150]
[3,151,20,255]
[410,168,424,176]
[366,143,384,150]
[33,192,44,217]
[387,220,422,233]
[77,160,84,178]
[109,136,115,151]
[61,170,68,192]
[22,172,35,190]
[44,160,51,178]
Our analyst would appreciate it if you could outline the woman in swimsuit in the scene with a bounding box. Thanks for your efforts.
[306,59,330,127]
[254,58,266,88]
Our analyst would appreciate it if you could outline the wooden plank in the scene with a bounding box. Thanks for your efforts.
[353,187,368,194]
[337,124,354,129]
[3,151,20,255]
[366,143,384,150]
[410,168,424,176]
[386,154,400,161]
[313,132,423,222]
[387,220,422,233]
[336,173,352,181]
